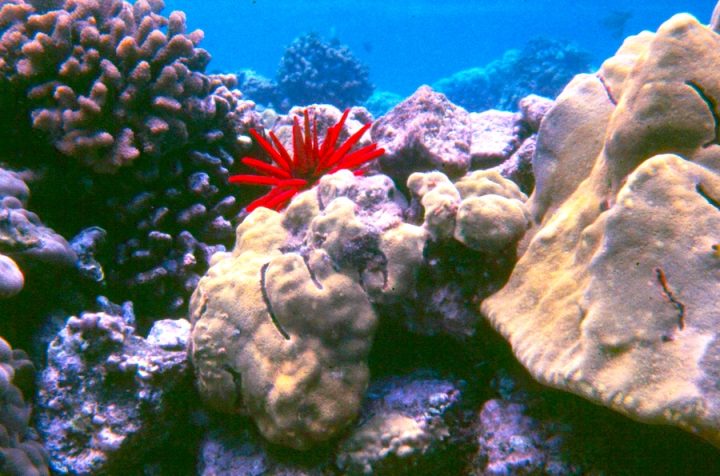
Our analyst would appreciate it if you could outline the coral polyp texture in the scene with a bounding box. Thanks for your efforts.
[230,107,384,211]
[482,14,720,447]
[0,0,236,172]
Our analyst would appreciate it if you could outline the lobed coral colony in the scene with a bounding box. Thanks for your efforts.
[2,0,720,474]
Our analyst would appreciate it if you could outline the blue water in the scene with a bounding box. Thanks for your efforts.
[165,0,713,96]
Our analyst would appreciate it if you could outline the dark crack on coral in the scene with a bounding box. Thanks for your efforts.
[302,254,324,290]
[597,74,617,105]
[654,267,685,331]
[697,183,720,211]
[685,80,720,147]
[221,364,245,411]
[260,262,290,340]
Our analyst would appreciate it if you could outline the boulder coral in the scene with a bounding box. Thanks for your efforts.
[190,166,530,449]
[408,169,530,253]
[189,171,414,450]
[482,14,720,447]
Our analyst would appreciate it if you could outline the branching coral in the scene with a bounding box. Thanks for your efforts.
[229,108,384,211]
[0,0,238,172]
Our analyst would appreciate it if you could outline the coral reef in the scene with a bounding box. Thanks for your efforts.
[0,165,76,300]
[190,159,532,448]
[433,38,591,112]
[371,85,545,191]
[36,298,193,475]
[0,336,49,476]
[196,371,471,476]
[1,0,239,173]
[482,13,720,448]
[408,170,530,254]
[276,33,373,111]
[371,86,473,182]
[189,172,407,450]
[0,0,264,317]
[238,33,374,114]
[336,374,469,475]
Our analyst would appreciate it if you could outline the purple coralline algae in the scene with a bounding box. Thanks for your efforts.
[336,373,469,475]
[36,299,191,475]
[372,85,547,194]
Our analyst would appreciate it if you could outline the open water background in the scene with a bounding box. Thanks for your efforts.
[166,0,711,96]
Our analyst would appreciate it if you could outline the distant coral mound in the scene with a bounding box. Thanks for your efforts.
[237,33,373,113]
[434,38,591,112]
[277,33,374,110]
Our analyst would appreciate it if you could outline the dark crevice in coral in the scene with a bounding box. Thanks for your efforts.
[596,74,618,106]
[301,254,323,290]
[259,262,290,340]
[654,267,685,332]
[685,80,720,147]
[221,364,245,411]
[697,183,720,211]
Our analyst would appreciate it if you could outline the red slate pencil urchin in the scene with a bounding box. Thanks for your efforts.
[229,108,385,211]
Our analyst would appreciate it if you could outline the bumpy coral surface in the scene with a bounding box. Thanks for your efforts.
[0,337,50,476]
[36,299,191,475]
[189,171,417,450]
[483,14,720,447]
[408,169,530,253]
[191,163,532,448]
[0,0,237,172]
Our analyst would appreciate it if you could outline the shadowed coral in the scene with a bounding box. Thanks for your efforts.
[0,337,50,476]
[482,14,720,448]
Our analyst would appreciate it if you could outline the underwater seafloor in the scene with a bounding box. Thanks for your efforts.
[3,0,720,475]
